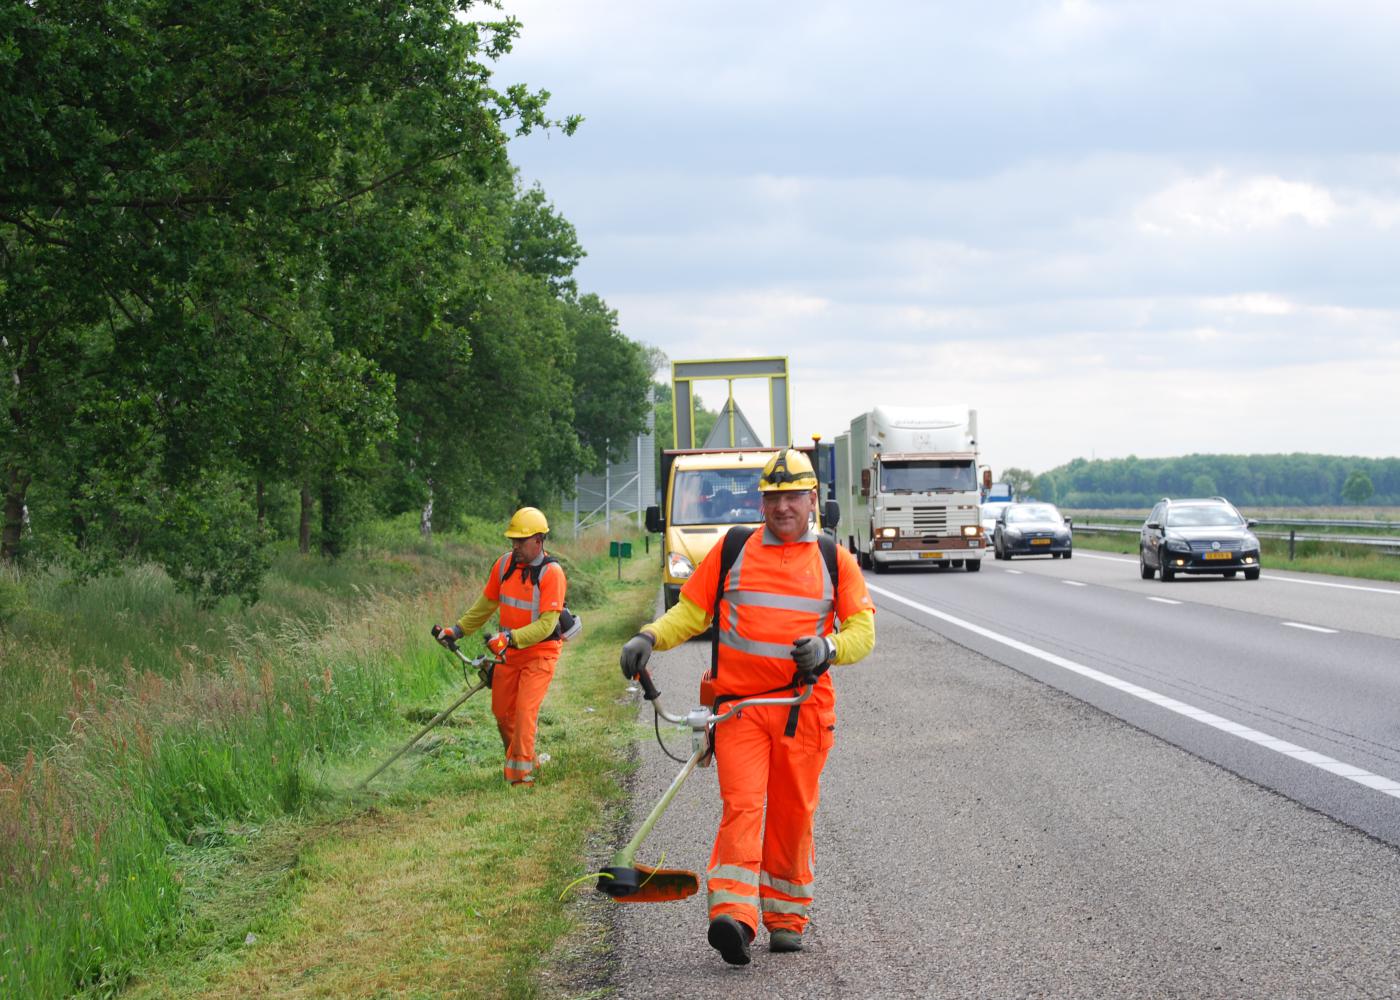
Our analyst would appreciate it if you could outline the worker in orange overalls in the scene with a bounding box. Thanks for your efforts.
[620,449,875,964]
[437,506,567,788]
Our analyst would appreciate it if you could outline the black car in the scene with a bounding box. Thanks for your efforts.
[1139,497,1261,581]
[993,503,1073,559]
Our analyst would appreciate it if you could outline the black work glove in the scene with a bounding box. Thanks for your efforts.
[790,635,834,684]
[620,632,656,679]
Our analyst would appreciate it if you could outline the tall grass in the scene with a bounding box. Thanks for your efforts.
[0,514,550,998]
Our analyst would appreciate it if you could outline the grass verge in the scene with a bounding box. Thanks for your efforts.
[113,543,657,999]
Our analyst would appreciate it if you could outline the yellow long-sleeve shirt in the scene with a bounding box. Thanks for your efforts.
[455,594,561,649]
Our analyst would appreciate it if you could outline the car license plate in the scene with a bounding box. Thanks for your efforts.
[1031,538,1052,546]
[919,552,943,560]
[1203,551,1233,560]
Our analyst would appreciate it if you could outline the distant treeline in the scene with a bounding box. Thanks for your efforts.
[1033,454,1400,509]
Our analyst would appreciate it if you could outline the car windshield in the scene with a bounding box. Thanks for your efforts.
[671,469,764,526]
[880,460,976,493]
[1166,505,1243,527]
[1006,504,1061,524]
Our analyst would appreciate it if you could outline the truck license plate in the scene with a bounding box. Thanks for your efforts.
[919,552,943,560]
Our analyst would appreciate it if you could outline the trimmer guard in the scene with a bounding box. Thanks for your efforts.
[597,864,700,903]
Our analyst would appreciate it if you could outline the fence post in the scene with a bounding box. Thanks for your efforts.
[1289,529,1296,561]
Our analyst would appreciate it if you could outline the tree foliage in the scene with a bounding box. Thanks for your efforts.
[1,0,654,603]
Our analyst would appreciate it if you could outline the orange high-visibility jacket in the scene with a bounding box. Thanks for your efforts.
[680,527,874,710]
[485,553,566,652]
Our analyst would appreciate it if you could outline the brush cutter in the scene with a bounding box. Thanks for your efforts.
[595,667,812,903]
[356,626,503,789]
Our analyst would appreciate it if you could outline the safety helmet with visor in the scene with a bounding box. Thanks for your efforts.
[758,449,818,493]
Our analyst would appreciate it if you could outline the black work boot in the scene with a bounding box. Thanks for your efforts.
[707,915,754,966]
[769,928,803,952]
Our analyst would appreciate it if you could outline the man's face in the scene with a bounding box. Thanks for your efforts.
[512,533,545,562]
[761,488,816,542]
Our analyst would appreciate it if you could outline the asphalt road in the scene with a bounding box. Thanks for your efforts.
[868,553,1400,847]
[600,571,1400,998]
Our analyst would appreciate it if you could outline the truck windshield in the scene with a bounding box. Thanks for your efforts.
[880,461,977,494]
[672,469,765,525]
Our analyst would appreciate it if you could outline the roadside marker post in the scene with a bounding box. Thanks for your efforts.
[610,540,633,580]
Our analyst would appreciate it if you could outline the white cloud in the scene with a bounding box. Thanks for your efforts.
[1134,171,1339,236]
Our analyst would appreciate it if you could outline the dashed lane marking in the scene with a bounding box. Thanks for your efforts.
[1062,580,1087,587]
[867,583,1400,801]
[1147,597,1181,605]
[1281,622,1339,634]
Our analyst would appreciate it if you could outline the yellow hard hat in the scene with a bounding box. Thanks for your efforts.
[504,506,550,538]
[758,449,818,493]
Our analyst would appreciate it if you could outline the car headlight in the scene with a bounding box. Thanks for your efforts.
[961,525,979,538]
[667,551,694,579]
[878,527,898,539]
[1165,537,1191,552]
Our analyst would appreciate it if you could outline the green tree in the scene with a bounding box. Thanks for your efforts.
[1001,467,1038,500]
[1342,470,1375,505]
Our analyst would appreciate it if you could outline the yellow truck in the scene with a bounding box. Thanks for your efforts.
[645,445,836,610]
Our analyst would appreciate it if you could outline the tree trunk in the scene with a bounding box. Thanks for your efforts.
[299,485,312,555]
[2,467,30,563]
[320,481,341,558]
[420,482,433,540]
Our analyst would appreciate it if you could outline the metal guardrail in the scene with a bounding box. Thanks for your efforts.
[1074,523,1400,552]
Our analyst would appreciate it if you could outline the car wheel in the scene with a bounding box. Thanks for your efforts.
[1160,558,1175,582]
[1063,550,1072,560]
[1139,549,1154,579]
[1244,567,1260,581]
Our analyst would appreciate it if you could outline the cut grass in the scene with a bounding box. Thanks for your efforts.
[115,548,657,1000]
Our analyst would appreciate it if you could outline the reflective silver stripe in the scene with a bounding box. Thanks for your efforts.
[707,863,759,886]
[708,889,759,911]
[724,589,832,615]
[499,595,533,611]
[760,872,814,898]
[761,897,809,916]
[718,629,795,660]
[505,758,534,773]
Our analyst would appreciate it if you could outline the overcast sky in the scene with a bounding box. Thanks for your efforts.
[497,1,1400,473]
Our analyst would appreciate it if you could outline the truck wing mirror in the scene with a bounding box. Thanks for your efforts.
[645,505,664,533]
[859,469,871,497]
[824,500,840,532]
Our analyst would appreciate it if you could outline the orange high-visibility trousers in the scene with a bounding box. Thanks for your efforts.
[490,645,559,785]
[706,700,833,935]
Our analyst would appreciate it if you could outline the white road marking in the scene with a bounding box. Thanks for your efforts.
[1062,580,1087,587]
[1074,551,1400,596]
[1147,597,1182,605]
[1266,576,1400,596]
[1281,622,1339,634]
[1006,569,1023,575]
[868,583,1400,801]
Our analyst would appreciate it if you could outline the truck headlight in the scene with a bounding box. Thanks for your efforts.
[667,551,694,579]
[961,525,979,538]
[878,527,898,539]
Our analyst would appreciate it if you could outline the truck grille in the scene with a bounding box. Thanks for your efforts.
[911,507,948,533]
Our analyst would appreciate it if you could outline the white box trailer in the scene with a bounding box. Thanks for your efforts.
[835,405,984,572]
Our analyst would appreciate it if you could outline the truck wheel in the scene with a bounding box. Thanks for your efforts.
[871,558,887,574]
[966,559,981,572]
[859,549,872,570]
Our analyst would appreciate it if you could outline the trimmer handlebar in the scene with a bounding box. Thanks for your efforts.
[636,668,812,728]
